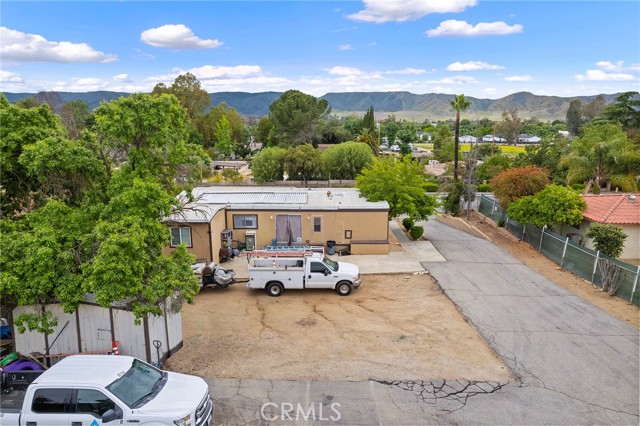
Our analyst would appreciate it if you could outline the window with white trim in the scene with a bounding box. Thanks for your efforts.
[170,226,192,247]
[233,214,258,229]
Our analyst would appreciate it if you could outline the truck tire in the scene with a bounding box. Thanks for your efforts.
[266,282,284,297]
[336,281,353,296]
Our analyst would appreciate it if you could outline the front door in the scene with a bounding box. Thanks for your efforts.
[311,215,323,244]
[275,215,302,245]
[335,221,344,244]
[306,260,335,289]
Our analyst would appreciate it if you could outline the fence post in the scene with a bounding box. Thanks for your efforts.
[560,236,569,267]
[505,217,509,230]
[491,198,497,221]
[539,226,545,252]
[521,225,526,241]
[591,251,600,283]
[631,265,640,304]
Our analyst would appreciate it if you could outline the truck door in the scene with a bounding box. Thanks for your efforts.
[68,388,122,425]
[22,388,71,426]
[306,260,335,289]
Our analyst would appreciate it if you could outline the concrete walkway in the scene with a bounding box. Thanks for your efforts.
[207,219,639,425]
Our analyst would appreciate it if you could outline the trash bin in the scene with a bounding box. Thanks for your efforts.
[326,240,336,255]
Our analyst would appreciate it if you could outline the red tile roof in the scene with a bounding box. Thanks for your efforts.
[582,194,640,225]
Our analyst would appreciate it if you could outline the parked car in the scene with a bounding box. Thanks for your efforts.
[0,355,213,426]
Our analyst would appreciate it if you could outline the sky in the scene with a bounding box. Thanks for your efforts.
[1,0,639,99]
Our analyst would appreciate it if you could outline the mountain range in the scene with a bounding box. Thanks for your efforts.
[2,91,621,121]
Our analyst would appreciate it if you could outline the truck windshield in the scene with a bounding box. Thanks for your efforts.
[106,359,166,408]
[323,257,338,271]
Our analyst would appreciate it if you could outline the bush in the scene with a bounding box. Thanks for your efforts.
[443,180,464,216]
[424,182,440,192]
[409,226,424,240]
[402,217,415,231]
[570,183,585,192]
[491,165,549,207]
[476,183,491,192]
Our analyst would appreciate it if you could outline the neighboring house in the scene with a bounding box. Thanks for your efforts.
[557,193,640,262]
[164,186,391,262]
[558,130,570,138]
[518,134,541,144]
[481,134,506,143]
[459,135,477,143]
[211,160,250,174]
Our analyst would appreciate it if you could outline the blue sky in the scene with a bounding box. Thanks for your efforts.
[1,1,639,99]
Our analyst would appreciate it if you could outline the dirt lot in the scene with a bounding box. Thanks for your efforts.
[436,212,640,329]
[165,273,513,382]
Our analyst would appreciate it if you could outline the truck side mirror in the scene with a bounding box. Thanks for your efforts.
[324,269,331,276]
[102,407,123,423]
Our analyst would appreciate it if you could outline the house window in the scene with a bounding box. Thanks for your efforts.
[345,230,352,239]
[233,214,258,229]
[313,217,321,232]
[170,226,192,247]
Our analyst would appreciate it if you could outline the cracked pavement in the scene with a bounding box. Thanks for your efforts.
[205,220,638,425]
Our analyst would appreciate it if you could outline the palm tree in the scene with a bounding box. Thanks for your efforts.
[449,94,472,181]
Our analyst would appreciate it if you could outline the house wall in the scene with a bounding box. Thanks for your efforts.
[225,209,389,254]
[210,209,228,263]
[557,221,640,262]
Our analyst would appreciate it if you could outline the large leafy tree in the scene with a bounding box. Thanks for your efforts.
[566,99,585,137]
[603,91,640,131]
[357,156,438,220]
[560,123,640,193]
[152,72,210,120]
[506,185,586,228]
[284,144,325,184]
[251,147,287,183]
[363,105,376,134]
[269,90,330,146]
[60,100,91,140]
[496,108,522,146]
[513,133,571,184]
[449,94,472,180]
[214,115,234,157]
[324,142,373,180]
[491,165,549,207]
[476,155,511,183]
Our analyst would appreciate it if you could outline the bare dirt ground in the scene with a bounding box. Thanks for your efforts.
[436,212,640,329]
[165,273,513,382]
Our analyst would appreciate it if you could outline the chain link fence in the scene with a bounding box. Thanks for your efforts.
[478,195,640,306]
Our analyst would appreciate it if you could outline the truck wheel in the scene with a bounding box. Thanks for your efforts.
[266,282,284,297]
[336,281,353,296]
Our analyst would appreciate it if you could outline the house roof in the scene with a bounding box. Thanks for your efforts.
[582,194,640,225]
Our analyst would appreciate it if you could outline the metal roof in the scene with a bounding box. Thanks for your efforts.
[201,191,308,205]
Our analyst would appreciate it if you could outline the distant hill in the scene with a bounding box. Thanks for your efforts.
[2,90,624,121]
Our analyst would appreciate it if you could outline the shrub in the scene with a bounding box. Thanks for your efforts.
[491,165,549,207]
[571,183,585,192]
[476,183,491,192]
[424,182,440,192]
[409,225,424,240]
[402,217,415,231]
[443,180,464,216]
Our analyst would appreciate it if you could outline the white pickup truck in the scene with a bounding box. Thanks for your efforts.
[247,252,362,296]
[0,355,212,426]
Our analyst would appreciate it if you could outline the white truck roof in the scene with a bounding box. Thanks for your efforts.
[34,355,136,386]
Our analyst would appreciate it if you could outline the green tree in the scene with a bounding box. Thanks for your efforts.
[356,156,438,220]
[380,119,399,143]
[496,108,522,145]
[15,97,39,109]
[221,168,243,182]
[585,223,628,295]
[343,116,364,139]
[566,99,585,137]
[491,165,549,207]
[477,155,511,183]
[214,115,234,157]
[363,106,376,134]
[284,144,325,184]
[93,93,208,189]
[0,95,66,216]
[513,133,570,184]
[506,185,586,227]
[603,91,640,130]
[254,116,274,144]
[433,123,453,152]
[60,100,91,140]
[357,129,379,156]
[560,123,640,194]
[582,95,607,121]
[316,118,353,145]
[449,94,472,180]
[153,72,210,120]
[269,90,331,146]
[324,142,373,180]
[251,147,287,183]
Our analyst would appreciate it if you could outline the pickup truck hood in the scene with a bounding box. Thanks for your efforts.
[137,371,208,417]
[336,261,359,277]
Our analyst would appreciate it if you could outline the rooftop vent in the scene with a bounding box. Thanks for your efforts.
[628,195,637,202]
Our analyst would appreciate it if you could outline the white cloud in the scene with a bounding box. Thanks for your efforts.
[326,66,366,76]
[574,69,635,81]
[427,75,478,84]
[189,65,262,79]
[0,69,24,83]
[594,60,640,72]
[385,68,427,75]
[447,61,504,71]
[113,73,132,82]
[132,48,156,61]
[141,24,222,49]
[484,87,497,95]
[505,75,533,82]
[0,27,117,63]
[338,44,353,51]
[426,20,523,37]
[348,0,476,23]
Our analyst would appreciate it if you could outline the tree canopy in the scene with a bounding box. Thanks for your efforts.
[269,90,330,146]
[324,142,373,180]
[491,165,549,207]
[250,146,287,183]
[506,185,586,227]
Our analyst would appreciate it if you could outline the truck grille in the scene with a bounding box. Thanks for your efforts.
[196,390,213,426]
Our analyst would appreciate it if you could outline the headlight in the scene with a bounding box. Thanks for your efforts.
[174,414,191,426]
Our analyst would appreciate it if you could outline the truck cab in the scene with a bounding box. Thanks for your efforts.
[247,252,362,296]
[0,355,212,426]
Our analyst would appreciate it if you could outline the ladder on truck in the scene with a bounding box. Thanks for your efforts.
[246,245,323,261]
